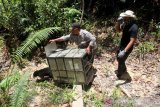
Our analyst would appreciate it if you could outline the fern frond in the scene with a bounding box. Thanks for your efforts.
[0,66,20,92]
[10,72,30,107]
[14,27,61,58]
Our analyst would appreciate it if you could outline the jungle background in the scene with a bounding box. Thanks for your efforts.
[0,0,160,107]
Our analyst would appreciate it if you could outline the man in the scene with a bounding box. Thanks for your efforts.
[49,23,96,63]
[115,10,138,79]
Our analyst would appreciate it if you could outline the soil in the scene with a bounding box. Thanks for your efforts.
[0,41,159,107]
[19,48,160,107]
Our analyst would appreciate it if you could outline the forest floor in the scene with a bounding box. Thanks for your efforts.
[16,46,160,107]
[0,36,160,107]
[92,49,160,107]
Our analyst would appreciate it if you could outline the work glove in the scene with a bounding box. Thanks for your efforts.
[118,50,126,58]
[117,17,124,24]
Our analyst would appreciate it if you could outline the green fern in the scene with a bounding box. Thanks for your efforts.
[0,72,20,92]
[14,27,61,59]
[10,72,30,107]
[0,66,20,92]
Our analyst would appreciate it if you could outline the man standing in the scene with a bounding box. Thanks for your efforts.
[49,23,96,63]
[115,10,138,79]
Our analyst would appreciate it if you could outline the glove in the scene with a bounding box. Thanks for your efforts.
[118,16,123,21]
[117,17,123,24]
[118,50,126,58]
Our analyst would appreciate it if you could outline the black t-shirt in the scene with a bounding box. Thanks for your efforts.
[120,21,138,49]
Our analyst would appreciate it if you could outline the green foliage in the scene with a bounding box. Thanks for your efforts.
[135,41,156,61]
[0,65,20,107]
[113,33,121,47]
[63,7,81,23]
[94,44,103,57]
[126,99,134,107]
[111,87,121,100]
[91,95,104,107]
[111,87,133,107]
[148,20,160,41]
[34,0,63,28]
[84,91,105,107]
[137,41,156,54]
[0,66,20,92]
[64,8,81,17]
[10,72,30,107]
[50,87,75,105]
[34,80,55,90]
[0,37,4,57]
[13,27,61,62]
[111,87,122,107]
[0,0,28,36]
[33,0,81,30]
[0,72,20,92]
[0,65,31,107]
[0,37,4,48]
[0,0,82,62]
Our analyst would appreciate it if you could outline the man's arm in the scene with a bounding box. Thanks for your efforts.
[49,34,70,43]
[124,37,136,52]
[89,36,96,47]
[86,32,96,54]
[115,22,122,32]
[124,24,138,52]
[49,37,64,42]
[118,24,138,58]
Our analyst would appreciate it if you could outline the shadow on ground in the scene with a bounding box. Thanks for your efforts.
[33,67,97,91]
[84,68,97,91]
[115,71,132,87]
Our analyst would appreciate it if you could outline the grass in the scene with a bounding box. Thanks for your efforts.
[0,37,4,48]
[33,81,75,106]
[111,87,133,107]
[0,37,4,57]
[49,86,75,105]
[84,90,106,107]
[0,65,31,107]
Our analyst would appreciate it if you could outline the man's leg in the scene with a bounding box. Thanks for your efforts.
[117,48,132,78]
[117,57,126,78]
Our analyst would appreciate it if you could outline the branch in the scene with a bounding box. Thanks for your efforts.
[80,0,84,24]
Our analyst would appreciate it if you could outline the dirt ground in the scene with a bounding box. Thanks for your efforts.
[0,43,160,107]
[91,49,160,107]
[23,48,160,107]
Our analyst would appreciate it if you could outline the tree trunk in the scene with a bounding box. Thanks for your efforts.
[80,0,84,24]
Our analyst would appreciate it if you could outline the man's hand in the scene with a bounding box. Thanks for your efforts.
[118,50,126,58]
[49,39,55,43]
[86,46,91,54]
[117,17,123,23]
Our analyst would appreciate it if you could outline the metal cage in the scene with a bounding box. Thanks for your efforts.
[45,43,95,84]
